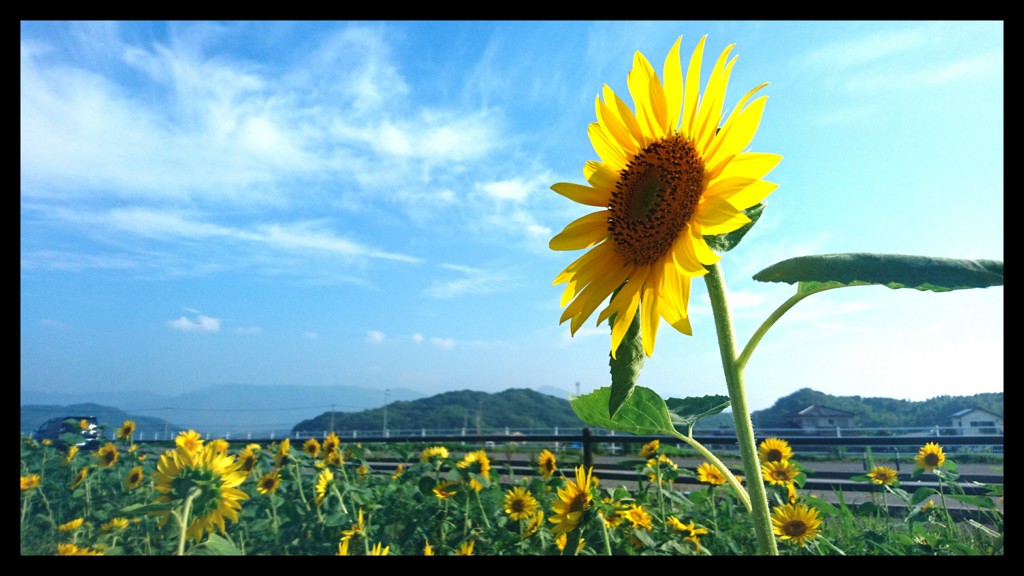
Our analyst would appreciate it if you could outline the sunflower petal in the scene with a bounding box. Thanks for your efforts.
[605,85,647,149]
[551,181,613,208]
[628,52,660,140]
[682,35,707,136]
[660,266,693,335]
[640,265,664,357]
[549,211,610,251]
[689,222,721,265]
[588,122,628,171]
[663,36,683,132]
[584,160,621,190]
[596,95,639,157]
[708,152,783,184]
[705,93,768,167]
[695,197,752,235]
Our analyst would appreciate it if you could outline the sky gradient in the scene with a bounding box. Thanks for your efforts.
[21,21,1003,413]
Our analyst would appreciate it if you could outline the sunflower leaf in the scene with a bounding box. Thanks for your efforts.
[665,395,731,431]
[570,385,676,436]
[608,308,645,418]
[752,253,1003,294]
[703,203,765,253]
[190,533,244,555]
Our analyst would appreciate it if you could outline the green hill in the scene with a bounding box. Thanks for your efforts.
[292,388,584,435]
[21,403,181,441]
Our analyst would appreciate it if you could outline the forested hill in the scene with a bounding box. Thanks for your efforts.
[748,388,1003,429]
[293,388,582,434]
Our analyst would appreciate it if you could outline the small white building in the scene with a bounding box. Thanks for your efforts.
[792,405,856,434]
[950,408,1003,435]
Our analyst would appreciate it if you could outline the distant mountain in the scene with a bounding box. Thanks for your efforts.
[293,388,584,435]
[20,383,425,438]
[21,403,180,441]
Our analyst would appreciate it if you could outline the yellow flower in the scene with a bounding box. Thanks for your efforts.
[70,466,89,490]
[619,503,653,531]
[341,508,366,542]
[771,503,822,547]
[503,486,540,521]
[423,541,435,556]
[549,465,598,536]
[391,464,405,480]
[433,480,459,500]
[695,462,727,486]
[245,443,262,452]
[302,438,321,458]
[58,517,84,531]
[356,464,370,480]
[64,445,79,464]
[914,442,946,472]
[322,433,340,457]
[124,466,145,490]
[95,442,119,467]
[208,438,230,455]
[336,538,350,556]
[762,460,800,486]
[866,465,899,486]
[41,438,52,446]
[524,510,545,537]
[152,445,249,543]
[79,419,90,430]
[101,518,129,531]
[647,454,677,483]
[758,438,793,463]
[538,449,558,479]
[667,516,710,551]
[457,449,491,492]
[274,438,291,466]
[369,542,389,556]
[420,445,449,462]
[116,420,136,442]
[454,540,475,556]
[56,543,102,556]
[639,439,660,458]
[556,532,586,553]
[256,469,281,495]
[550,35,779,357]
[314,468,333,507]
[21,474,41,491]
[175,430,204,454]
[237,447,258,475]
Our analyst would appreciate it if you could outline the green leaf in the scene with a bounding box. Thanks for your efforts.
[703,203,765,253]
[570,386,676,436]
[911,487,939,505]
[608,307,645,418]
[120,502,176,514]
[753,253,1003,294]
[945,493,997,509]
[665,395,730,431]
[190,533,243,556]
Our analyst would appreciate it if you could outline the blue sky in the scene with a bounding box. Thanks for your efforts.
[21,21,1003,413]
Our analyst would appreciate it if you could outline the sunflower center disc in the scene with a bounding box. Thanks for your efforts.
[608,135,704,266]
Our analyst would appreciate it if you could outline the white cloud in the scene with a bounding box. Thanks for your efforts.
[366,330,385,344]
[425,263,510,298]
[411,333,424,344]
[303,331,319,340]
[430,337,457,350]
[168,314,220,332]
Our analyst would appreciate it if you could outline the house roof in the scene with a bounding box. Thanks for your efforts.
[950,407,1003,419]
[795,404,856,418]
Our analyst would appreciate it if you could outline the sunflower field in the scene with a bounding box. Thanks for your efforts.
[20,428,1003,556]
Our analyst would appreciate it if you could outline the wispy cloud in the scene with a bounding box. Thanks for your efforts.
[411,333,424,344]
[303,331,319,340]
[425,263,511,298]
[366,330,385,344]
[430,337,457,350]
[168,313,220,332]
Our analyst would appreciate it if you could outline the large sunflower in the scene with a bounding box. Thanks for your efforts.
[550,35,779,357]
[695,461,727,486]
[761,460,801,486]
[456,449,491,492]
[758,437,793,463]
[770,503,822,547]
[503,486,540,521]
[116,420,136,442]
[152,444,249,543]
[549,465,598,536]
[914,442,946,472]
[538,449,558,479]
[866,465,899,486]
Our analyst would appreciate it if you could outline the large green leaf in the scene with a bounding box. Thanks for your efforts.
[753,253,1003,294]
[608,307,644,418]
[570,385,676,436]
[703,203,765,253]
[665,395,731,433]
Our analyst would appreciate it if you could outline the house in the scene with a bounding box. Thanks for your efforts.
[792,405,855,434]
[950,408,1003,435]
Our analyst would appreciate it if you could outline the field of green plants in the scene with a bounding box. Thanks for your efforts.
[20,422,1003,555]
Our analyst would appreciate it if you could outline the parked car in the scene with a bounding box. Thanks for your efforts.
[33,416,102,451]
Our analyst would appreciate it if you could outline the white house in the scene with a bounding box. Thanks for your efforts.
[950,408,1003,435]
[792,405,856,434]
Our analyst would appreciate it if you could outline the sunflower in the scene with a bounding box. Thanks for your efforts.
[95,442,119,467]
[423,541,435,556]
[762,460,800,486]
[237,447,258,476]
[175,430,204,454]
[503,486,540,521]
[550,35,780,357]
[619,503,653,531]
[771,503,822,547]
[124,466,145,490]
[758,438,793,463]
[667,516,710,551]
[914,442,946,472]
[538,449,558,479]
[454,540,475,556]
[70,466,89,490]
[21,474,41,491]
[392,464,405,480]
[79,419,90,430]
[56,543,103,556]
[432,480,459,500]
[639,439,660,458]
[549,465,598,536]
[152,444,249,543]
[695,462,727,486]
[866,465,899,486]
[524,510,545,537]
[101,518,129,531]
[116,420,136,442]
[336,538,350,556]
[420,445,449,463]
[647,454,678,483]
[356,464,370,480]
[58,518,84,532]
[341,508,366,542]
[369,542,390,556]
[322,432,340,457]
[274,438,291,466]
[302,438,321,458]
[313,468,333,507]
[256,469,281,495]
[457,449,491,492]
[64,445,79,464]
[208,438,230,455]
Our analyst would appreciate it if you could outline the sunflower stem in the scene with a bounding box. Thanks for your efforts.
[736,285,840,372]
[704,263,778,556]
[668,431,751,512]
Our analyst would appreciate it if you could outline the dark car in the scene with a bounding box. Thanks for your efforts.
[33,416,102,451]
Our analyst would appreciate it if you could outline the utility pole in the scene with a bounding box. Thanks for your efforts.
[330,404,335,432]
[576,381,580,396]
[383,388,389,437]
